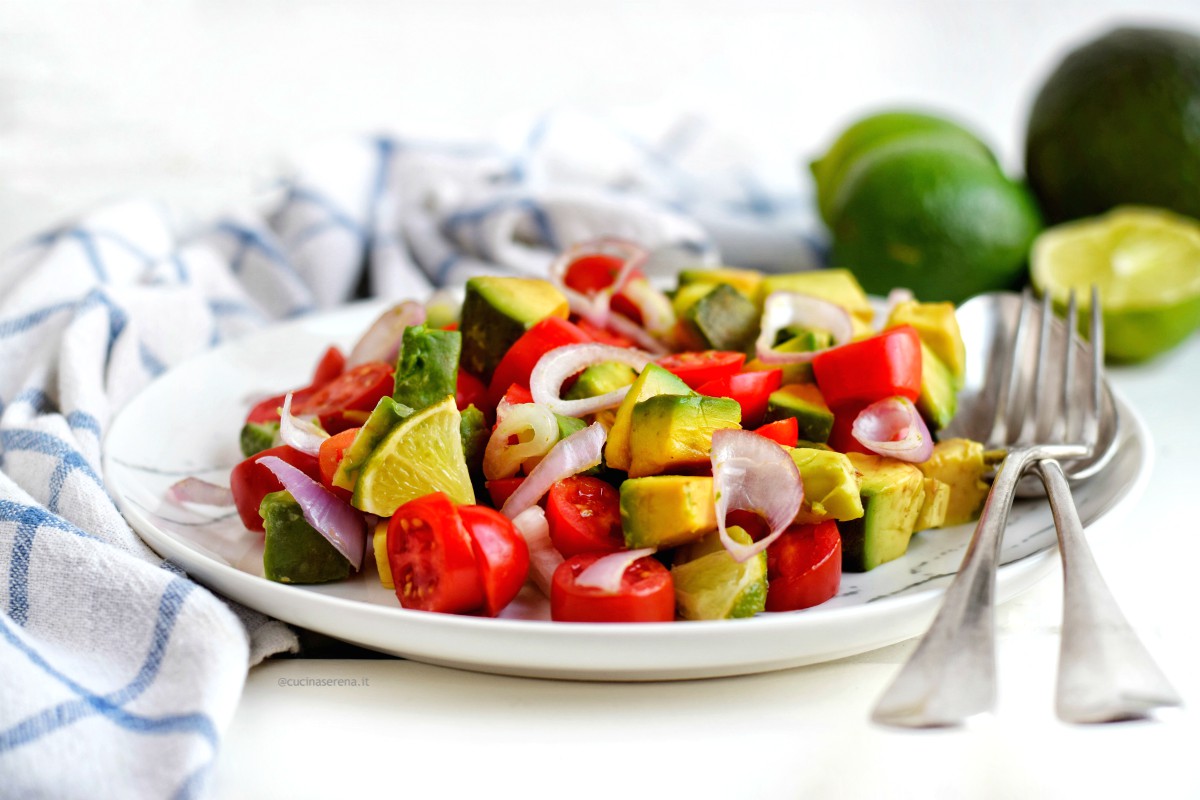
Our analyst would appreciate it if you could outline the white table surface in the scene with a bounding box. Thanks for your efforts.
[4,2,1199,798]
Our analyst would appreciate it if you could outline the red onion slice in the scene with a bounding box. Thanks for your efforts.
[618,278,676,338]
[529,343,654,417]
[483,403,559,481]
[511,505,561,597]
[575,548,656,594]
[501,421,607,519]
[605,310,671,355]
[851,396,934,463]
[256,455,366,570]
[167,477,234,507]
[755,291,853,365]
[711,429,804,563]
[347,300,426,367]
[279,393,329,456]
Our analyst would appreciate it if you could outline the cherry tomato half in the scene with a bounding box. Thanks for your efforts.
[310,345,346,386]
[765,520,842,611]
[485,477,526,509]
[244,346,345,425]
[388,493,485,614]
[229,445,321,532]
[563,253,646,324]
[657,350,746,390]
[546,476,625,557]
[487,316,592,408]
[755,417,799,448]
[458,505,530,617]
[812,325,922,408]
[695,369,783,428]
[551,552,675,623]
[574,318,637,348]
[318,427,360,502]
[303,361,395,433]
[456,369,487,413]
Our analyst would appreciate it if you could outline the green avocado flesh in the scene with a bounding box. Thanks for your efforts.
[260,491,352,584]
[392,324,461,412]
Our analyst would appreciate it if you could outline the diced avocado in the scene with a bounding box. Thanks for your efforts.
[756,268,876,327]
[564,361,638,400]
[372,519,393,589]
[604,364,693,471]
[840,452,926,571]
[885,300,967,387]
[627,394,742,478]
[745,329,833,384]
[786,447,865,524]
[680,283,760,352]
[917,438,989,527]
[392,324,461,412]
[765,384,834,443]
[240,421,280,457]
[332,396,414,492]
[671,527,767,620]
[555,413,588,439]
[914,341,959,432]
[916,477,951,530]
[260,491,352,584]
[677,267,764,298]
[620,475,717,549]
[459,403,488,476]
[459,276,568,380]
[670,281,721,319]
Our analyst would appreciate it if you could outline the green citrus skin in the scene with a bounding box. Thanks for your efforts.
[829,141,1042,304]
[1025,26,1200,224]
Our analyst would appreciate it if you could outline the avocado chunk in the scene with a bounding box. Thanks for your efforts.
[332,396,414,492]
[392,324,462,412]
[671,527,767,620]
[886,300,967,387]
[627,394,741,478]
[604,363,693,472]
[371,519,393,589]
[756,269,876,328]
[916,477,951,530]
[840,452,926,571]
[564,361,638,400]
[677,267,764,299]
[917,438,989,527]
[786,446,865,525]
[620,475,717,549]
[679,283,760,352]
[459,403,488,474]
[745,328,833,384]
[459,276,569,380]
[240,421,280,458]
[914,341,959,432]
[260,490,352,584]
[766,384,835,443]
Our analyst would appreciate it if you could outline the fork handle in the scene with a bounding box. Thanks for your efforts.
[1034,459,1183,723]
[871,447,1038,728]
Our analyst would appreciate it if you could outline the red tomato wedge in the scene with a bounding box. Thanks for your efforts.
[486,317,592,408]
[485,477,525,509]
[657,350,746,390]
[302,361,395,434]
[754,417,799,447]
[765,520,842,611]
[317,427,359,502]
[562,253,646,323]
[229,445,322,532]
[310,345,346,385]
[826,401,873,455]
[695,369,783,428]
[551,552,675,623]
[458,505,530,617]
[812,325,922,407]
[574,318,637,348]
[245,346,346,425]
[546,476,625,557]
[456,369,487,413]
[388,493,485,614]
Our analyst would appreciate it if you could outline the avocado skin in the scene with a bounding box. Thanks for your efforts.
[393,324,461,412]
[1025,26,1200,223]
[681,284,760,352]
[765,384,834,443]
[260,491,352,584]
[459,277,568,380]
[840,453,925,572]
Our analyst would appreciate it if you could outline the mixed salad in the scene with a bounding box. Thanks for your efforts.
[171,240,992,623]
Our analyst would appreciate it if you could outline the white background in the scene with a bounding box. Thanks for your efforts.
[5,0,1200,250]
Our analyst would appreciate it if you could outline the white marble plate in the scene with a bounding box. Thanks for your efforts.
[103,299,1151,680]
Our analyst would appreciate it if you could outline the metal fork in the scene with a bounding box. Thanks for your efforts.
[871,288,1179,727]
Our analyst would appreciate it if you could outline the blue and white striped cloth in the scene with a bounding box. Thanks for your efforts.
[0,113,823,797]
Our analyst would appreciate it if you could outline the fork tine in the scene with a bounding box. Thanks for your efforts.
[1084,285,1103,449]
[1021,292,1054,443]
[990,288,1035,445]
[1057,290,1078,442]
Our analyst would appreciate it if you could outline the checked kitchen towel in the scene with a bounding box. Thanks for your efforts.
[0,112,822,797]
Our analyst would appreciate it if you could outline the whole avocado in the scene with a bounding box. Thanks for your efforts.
[1025,26,1200,223]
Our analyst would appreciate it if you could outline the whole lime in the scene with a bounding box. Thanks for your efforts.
[1025,26,1200,224]
[810,109,996,225]
[829,140,1043,303]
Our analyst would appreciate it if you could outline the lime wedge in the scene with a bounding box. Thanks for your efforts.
[352,395,475,515]
[670,527,767,620]
[1032,206,1200,362]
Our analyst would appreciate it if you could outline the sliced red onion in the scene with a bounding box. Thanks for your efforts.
[501,421,607,519]
[347,300,426,367]
[755,291,854,365]
[279,393,329,456]
[711,429,804,563]
[547,239,667,348]
[256,455,366,570]
[529,343,654,417]
[575,548,656,594]
[606,310,671,355]
[618,278,676,339]
[167,477,234,507]
[851,396,934,463]
[511,505,561,597]
[483,402,560,481]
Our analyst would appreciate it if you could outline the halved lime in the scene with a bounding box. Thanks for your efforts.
[670,527,767,620]
[351,395,475,515]
[1031,206,1200,362]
